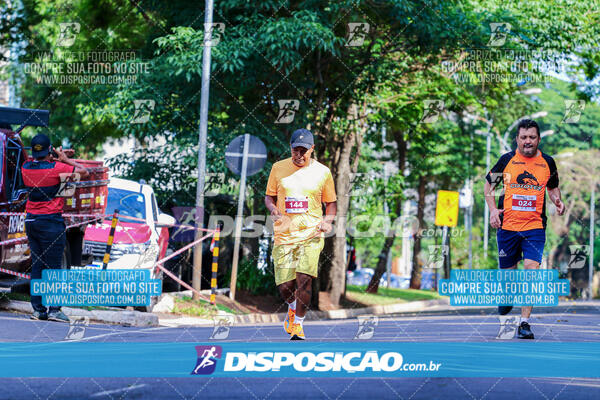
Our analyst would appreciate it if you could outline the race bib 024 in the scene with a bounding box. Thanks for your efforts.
[511,194,536,212]
[285,196,309,214]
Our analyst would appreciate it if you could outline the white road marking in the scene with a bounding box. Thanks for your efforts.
[0,315,172,340]
[69,327,171,342]
[91,384,146,397]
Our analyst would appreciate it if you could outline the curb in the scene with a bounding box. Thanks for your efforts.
[232,298,451,324]
[154,299,453,327]
[0,299,159,327]
[231,299,600,325]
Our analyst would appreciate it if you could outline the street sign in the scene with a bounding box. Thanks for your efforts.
[435,190,459,227]
[459,182,472,209]
[225,134,267,176]
[224,134,267,300]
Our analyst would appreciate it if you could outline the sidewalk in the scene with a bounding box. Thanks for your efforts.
[0,298,159,327]
[156,298,600,327]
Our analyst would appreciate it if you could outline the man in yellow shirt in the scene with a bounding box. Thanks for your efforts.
[265,129,337,340]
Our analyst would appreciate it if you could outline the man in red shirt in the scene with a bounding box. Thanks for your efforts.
[22,134,89,322]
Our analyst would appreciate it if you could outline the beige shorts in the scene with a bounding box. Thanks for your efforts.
[272,237,324,285]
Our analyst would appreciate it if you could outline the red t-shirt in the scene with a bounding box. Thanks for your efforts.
[21,160,75,215]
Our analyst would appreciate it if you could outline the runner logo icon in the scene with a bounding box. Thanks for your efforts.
[568,245,589,269]
[346,23,370,46]
[56,22,80,47]
[487,22,511,46]
[496,316,518,339]
[562,100,586,123]
[192,346,222,375]
[427,245,448,269]
[354,316,378,339]
[275,99,300,124]
[210,316,234,340]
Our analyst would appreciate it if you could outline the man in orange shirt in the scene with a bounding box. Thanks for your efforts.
[484,119,565,339]
[265,129,337,340]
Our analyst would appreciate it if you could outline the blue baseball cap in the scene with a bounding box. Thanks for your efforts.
[290,129,314,149]
[31,134,51,158]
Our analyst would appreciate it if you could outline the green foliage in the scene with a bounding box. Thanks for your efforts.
[3,0,598,298]
[173,296,238,317]
[106,142,199,207]
[346,285,442,306]
[535,79,600,153]
[228,257,278,296]
[10,0,153,154]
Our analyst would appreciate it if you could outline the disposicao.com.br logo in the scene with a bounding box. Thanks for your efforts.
[191,345,442,376]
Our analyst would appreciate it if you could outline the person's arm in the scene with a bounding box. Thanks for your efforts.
[544,154,564,215]
[485,153,511,229]
[484,180,503,229]
[54,146,90,179]
[318,201,337,233]
[265,195,281,220]
[547,187,565,215]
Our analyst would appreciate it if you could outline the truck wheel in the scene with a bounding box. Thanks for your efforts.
[135,296,158,313]
[61,241,72,269]
[66,228,84,267]
[12,242,71,295]
[134,268,162,312]
[162,260,182,292]
[173,262,182,292]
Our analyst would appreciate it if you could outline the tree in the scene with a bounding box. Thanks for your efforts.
[96,0,496,306]
[4,0,153,154]
[549,150,600,295]
[6,0,599,306]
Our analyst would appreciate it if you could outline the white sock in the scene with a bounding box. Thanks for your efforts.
[295,315,305,326]
[520,317,529,324]
[287,300,296,311]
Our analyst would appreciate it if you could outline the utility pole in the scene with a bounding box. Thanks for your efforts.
[192,0,215,300]
[468,128,474,269]
[589,182,596,299]
[229,134,250,300]
[401,201,411,278]
[382,163,391,288]
[442,226,450,279]
[463,179,472,268]
[484,129,491,260]
[7,0,24,108]
[473,111,493,262]
[468,179,473,269]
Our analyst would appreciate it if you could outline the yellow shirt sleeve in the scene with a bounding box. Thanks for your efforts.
[322,170,337,203]
[266,165,278,196]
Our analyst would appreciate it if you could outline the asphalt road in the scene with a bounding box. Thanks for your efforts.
[1,307,599,399]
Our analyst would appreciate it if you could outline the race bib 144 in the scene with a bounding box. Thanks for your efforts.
[285,196,309,214]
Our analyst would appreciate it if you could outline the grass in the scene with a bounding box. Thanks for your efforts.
[171,295,237,318]
[345,285,443,306]
[2,292,30,302]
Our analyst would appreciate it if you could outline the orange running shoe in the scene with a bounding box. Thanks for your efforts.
[284,307,295,334]
[289,322,305,340]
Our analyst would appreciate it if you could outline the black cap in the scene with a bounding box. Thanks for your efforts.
[31,134,51,158]
[290,129,314,149]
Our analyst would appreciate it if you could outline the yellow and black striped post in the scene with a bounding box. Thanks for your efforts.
[210,227,220,305]
[102,209,119,270]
